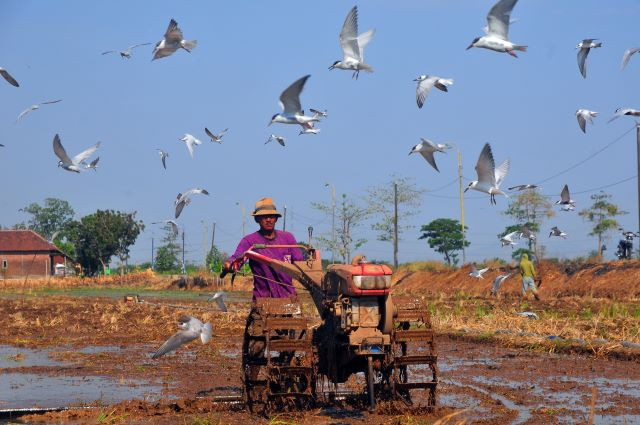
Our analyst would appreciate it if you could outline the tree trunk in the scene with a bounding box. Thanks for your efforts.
[444,251,451,266]
[597,234,602,262]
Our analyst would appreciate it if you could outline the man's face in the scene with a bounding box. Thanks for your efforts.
[257,215,278,231]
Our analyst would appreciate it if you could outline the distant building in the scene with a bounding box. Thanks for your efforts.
[0,230,71,278]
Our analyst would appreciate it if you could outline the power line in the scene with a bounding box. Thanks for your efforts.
[572,174,637,195]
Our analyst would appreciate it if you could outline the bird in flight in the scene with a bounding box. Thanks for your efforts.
[576,109,598,133]
[0,67,19,87]
[409,138,452,172]
[16,99,62,122]
[549,226,568,239]
[500,231,521,247]
[151,315,212,359]
[310,108,328,118]
[85,157,100,172]
[205,127,228,144]
[266,134,286,146]
[174,188,209,219]
[467,0,526,57]
[179,134,202,158]
[621,47,640,71]
[555,184,575,209]
[207,291,228,312]
[491,273,511,296]
[152,220,178,236]
[576,39,602,78]
[508,184,538,191]
[329,5,375,79]
[52,134,100,173]
[608,107,640,123]
[157,149,169,169]
[465,143,510,205]
[152,19,197,60]
[269,75,319,130]
[469,264,489,279]
[414,75,453,109]
[102,43,151,59]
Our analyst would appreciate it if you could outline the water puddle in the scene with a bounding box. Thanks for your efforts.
[0,345,66,368]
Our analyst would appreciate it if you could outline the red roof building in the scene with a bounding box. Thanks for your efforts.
[0,230,70,278]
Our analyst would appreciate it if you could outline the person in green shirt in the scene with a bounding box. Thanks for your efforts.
[519,253,540,300]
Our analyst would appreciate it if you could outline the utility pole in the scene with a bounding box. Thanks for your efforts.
[237,202,246,237]
[151,237,155,271]
[325,183,336,263]
[181,230,186,275]
[211,222,216,250]
[637,124,640,236]
[283,204,287,231]
[393,182,399,269]
[201,221,208,269]
[458,148,467,264]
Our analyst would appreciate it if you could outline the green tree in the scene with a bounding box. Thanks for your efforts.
[66,210,144,275]
[578,191,627,259]
[19,198,75,240]
[312,193,370,263]
[366,175,425,268]
[155,224,181,273]
[419,218,469,266]
[205,244,227,273]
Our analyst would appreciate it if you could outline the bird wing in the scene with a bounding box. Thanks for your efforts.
[164,19,183,43]
[161,154,167,169]
[89,157,100,167]
[479,268,489,275]
[211,292,228,312]
[470,264,478,274]
[560,184,570,202]
[357,28,375,60]
[53,134,73,165]
[577,112,587,133]
[494,158,510,188]
[182,188,209,198]
[128,42,152,50]
[200,322,213,344]
[507,185,523,191]
[621,48,640,70]
[417,142,440,172]
[475,143,497,186]
[72,141,101,165]
[41,99,63,105]
[219,128,228,137]
[277,137,285,146]
[279,75,310,115]
[577,48,589,78]
[16,106,36,121]
[175,201,186,219]
[434,78,453,92]
[167,220,178,235]
[185,138,194,158]
[416,77,436,109]
[0,68,19,87]
[101,50,116,55]
[339,6,360,61]
[151,329,198,359]
[486,0,518,40]
[204,127,216,140]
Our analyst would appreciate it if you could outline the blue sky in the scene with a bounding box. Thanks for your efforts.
[1,0,639,266]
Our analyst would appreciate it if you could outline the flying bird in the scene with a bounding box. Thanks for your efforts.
[469,264,489,279]
[102,43,151,59]
[576,39,602,78]
[310,108,328,118]
[508,184,538,191]
[608,108,640,123]
[555,184,575,208]
[16,99,62,122]
[157,149,169,169]
[207,291,228,312]
[520,225,536,241]
[0,67,19,87]
[549,226,568,239]
[52,134,100,173]
[414,75,453,109]
[329,5,375,79]
[174,188,209,219]
[269,75,319,129]
[266,134,286,146]
[465,143,510,205]
[152,220,178,236]
[151,315,212,359]
[152,19,197,61]
[621,48,640,70]
[85,157,100,171]
[299,127,320,135]
[500,231,521,247]
[576,109,598,133]
[179,134,202,158]
[467,0,526,57]
[204,128,228,144]
[491,273,511,296]
[409,138,452,172]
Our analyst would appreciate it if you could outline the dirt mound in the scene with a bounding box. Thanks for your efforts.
[393,260,640,299]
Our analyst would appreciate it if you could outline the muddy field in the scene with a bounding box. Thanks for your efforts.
[0,288,639,425]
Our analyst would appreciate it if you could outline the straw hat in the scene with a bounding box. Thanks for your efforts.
[251,197,282,217]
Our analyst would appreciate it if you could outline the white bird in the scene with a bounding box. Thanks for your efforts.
[16,99,62,122]
[549,226,568,239]
[409,138,452,172]
[207,291,228,312]
[152,19,197,61]
[85,157,100,172]
[102,43,151,59]
[179,134,201,158]
[467,0,526,57]
[151,315,212,359]
[0,67,19,87]
[174,188,209,219]
[152,220,179,236]
[608,108,640,123]
[508,184,538,191]
[299,127,320,135]
[157,149,169,169]
[465,143,510,205]
[516,311,539,320]
[414,75,453,109]
[560,204,575,212]
[329,5,375,79]
[469,264,489,279]
[266,134,286,146]
[577,39,602,78]
[576,109,598,133]
[269,75,319,129]
[52,134,100,173]
[491,273,511,296]
[555,184,575,208]
[204,127,228,144]
[621,48,640,71]
[500,231,521,247]
[310,108,328,118]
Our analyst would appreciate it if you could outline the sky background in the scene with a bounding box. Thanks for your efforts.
[1,0,640,266]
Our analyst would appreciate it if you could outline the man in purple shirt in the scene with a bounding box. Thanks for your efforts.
[224,197,303,300]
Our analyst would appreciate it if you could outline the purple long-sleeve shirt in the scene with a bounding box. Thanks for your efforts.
[227,230,303,300]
